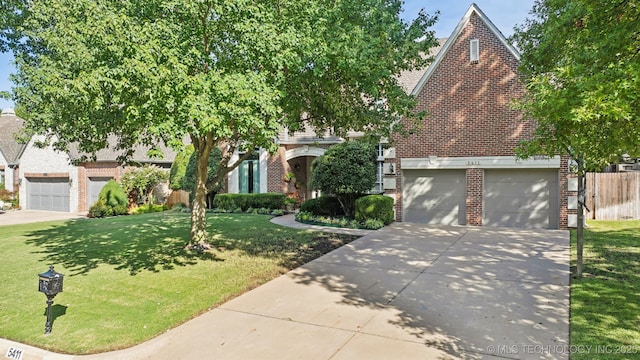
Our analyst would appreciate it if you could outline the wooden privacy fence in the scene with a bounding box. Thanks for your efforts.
[166,190,190,208]
[585,172,640,220]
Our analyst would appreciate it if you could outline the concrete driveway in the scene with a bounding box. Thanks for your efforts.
[0,222,570,360]
[0,209,85,226]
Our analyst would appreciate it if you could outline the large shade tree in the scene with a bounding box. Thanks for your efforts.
[513,0,640,277]
[1,0,439,247]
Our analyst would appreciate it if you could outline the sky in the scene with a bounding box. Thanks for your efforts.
[0,0,536,110]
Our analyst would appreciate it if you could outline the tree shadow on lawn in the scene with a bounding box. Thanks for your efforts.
[24,214,220,276]
[204,218,360,270]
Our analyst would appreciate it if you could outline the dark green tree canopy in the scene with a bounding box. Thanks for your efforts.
[169,144,194,191]
[182,147,224,194]
[2,0,439,244]
[310,141,377,217]
[513,0,640,169]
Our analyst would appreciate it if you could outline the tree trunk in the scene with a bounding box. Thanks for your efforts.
[576,169,585,278]
[189,140,212,247]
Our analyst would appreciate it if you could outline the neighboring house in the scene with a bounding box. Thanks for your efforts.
[17,132,176,213]
[223,3,576,229]
[0,108,26,193]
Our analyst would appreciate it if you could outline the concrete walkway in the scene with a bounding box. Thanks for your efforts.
[0,217,570,360]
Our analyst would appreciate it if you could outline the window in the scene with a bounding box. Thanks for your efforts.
[239,153,260,193]
[470,39,479,63]
[0,169,5,189]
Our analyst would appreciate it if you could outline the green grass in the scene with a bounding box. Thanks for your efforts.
[0,212,357,354]
[571,220,640,359]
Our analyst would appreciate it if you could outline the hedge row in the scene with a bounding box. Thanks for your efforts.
[213,193,286,211]
[299,196,345,217]
[355,195,394,225]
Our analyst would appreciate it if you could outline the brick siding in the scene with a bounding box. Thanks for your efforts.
[393,12,569,229]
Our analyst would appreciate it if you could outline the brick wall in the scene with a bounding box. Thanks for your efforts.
[466,168,483,226]
[395,12,532,160]
[392,12,568,229]
[77,162,121,212]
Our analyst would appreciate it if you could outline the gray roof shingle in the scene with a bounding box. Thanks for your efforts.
[0,109,27,165]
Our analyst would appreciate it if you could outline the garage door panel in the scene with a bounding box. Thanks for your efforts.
[88,177,111,208]
[403,170,466,225]
[484,170,558,229]
[27,178,70,212]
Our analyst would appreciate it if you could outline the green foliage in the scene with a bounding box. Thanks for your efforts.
[300,196,345,217]
[362,219,385,230]
[131,204,168,215]
[169,145,194,191]
[294,212,363,229]
[0,188,17,208]
[310,141,377,216]
[214,193,286,212]
[513,0,640,169]
[182,147,224,194]
[5,0,439,244]
[120,165,169,206]
[89,180,129,218]
[355,195,394,225]
[88,199,109,218]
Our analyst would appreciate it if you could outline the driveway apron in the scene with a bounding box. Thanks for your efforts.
[0,222,570,360]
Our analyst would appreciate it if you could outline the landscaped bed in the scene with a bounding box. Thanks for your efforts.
[570,220,640,359]
[0,212,358,354]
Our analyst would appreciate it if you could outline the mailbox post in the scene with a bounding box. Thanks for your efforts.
[38,266,64,334]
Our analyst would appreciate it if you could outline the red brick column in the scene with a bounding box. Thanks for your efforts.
[466,168,483,226]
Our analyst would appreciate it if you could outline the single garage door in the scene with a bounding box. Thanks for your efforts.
[484,169,559,229]
[88,177,112,208]
[27,177,70,212]
[403,169,466,225]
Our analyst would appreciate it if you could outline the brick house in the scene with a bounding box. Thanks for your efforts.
[5,4,578,228]
[222,4,577,230]
[384,4,575,229]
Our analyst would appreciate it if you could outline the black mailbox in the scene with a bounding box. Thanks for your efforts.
[38,266,64,334]
[38,266,64,296]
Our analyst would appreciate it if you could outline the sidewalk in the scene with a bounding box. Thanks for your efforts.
[269,214,374,236]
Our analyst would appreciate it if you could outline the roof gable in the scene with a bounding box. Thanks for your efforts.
[411,3,520,96]
[0,109,27,165]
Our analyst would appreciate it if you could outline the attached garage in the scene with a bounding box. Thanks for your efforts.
[484,169,559,229]
[87,177,112,209]
[403,169,466,225]
[27,177,70,212]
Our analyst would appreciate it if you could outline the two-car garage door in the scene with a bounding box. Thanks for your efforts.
[403,169,559,229]
[27,177,70,212]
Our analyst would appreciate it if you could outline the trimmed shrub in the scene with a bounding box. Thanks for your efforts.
[299,198,319,214]
[300,196,344,217]
[355,195,394,225]
[89,180,129,218]
[213,193,286,211]
[310,141,377,216]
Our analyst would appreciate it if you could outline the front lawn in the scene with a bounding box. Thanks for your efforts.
[0,212,357,354]
[571,220,640,359]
